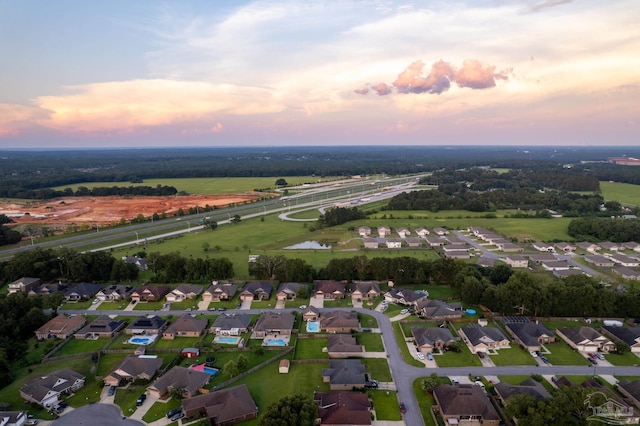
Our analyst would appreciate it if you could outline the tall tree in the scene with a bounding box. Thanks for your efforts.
[259,394,317,426]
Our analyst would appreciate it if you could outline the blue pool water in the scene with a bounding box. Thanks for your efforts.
[265,338,286,346]
[306,321,320,333]
[203,367,219,376]
[128,336,155,345]
[466,309,477,315]
[215,336,240,344]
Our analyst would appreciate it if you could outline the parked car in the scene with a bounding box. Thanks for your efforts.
[426,353,433,361]
[299,305,307,309]
[400,309,409,314]
[218,307,227,311]
[587,353,596,359]
[417,352,425,360]
[136,394,147,406]
[166,407,183,418]
[399,402,407,413]
[588,358,597,365]
[170,412,185,421]
[477,351,485,359]
[92,298,100,304]
[451,378,459,385]
[108,386,116,396]
[540,356,550,364]
[530,350,538,357]
[595,353,605,360]
[365,380,379,388]
[25,420,38,426]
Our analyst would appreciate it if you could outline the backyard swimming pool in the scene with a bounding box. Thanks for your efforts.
[264,338,286,346]
[306,320,320,333]
[128,335,157,345]
[214,336,241,345]
[190,364,220,376]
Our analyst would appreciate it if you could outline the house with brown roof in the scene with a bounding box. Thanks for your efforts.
[124,315,168,335]
[350,281,380,302]
[104,356,163,387]
[276,282,306,301]
[385,288,428,307]
[35,314,86,340]
[202,282,238,302]
[20,369,85,407]
[181,384,258,425]
[252,312,295,338]
[320,310,360,333]
[239,281,273,301]
[315,391,371,426]
[74,315,126,339]
[8,277,40,294]
[433,384,500,426]
[411,327,456,354]
[166,284,203,303]
[210,314,252,335]
[313,280,347,300]
[130,285,171,303]
[162,314,208,339]
[96,284,134,301]
[494,378,551,405]
[327,334,364,359]
[147,366,210,399]
[556,326,615,353]
[322,359,367,390]
[459,325,510,353]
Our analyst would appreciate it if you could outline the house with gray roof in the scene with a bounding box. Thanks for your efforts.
[8,277,40,294]
[276,282,306,301]
[166,284,203,303]
[384,288,428,306]
[350,281,381,302]
[556,326,615,353]
[618,379,640,410]
[503,321,555,351]
[320,310,360,333]
[363,238,380,249]
[327,334,364,359]
[602,326,640,354]
[613,266,640,280]
[96,284,134,301]
[585,254,615,267]
[210,314,252,335]
[494,378,551,405]
[74,315,126,339]
[148,366,210,399]
[416,299,463,320]
[104,356,163,387]
[411,327,456,354]
[433,384,500,426]
[162,314,207,339]
[239,281,273,301]
[202,282,238,302]
[322,359,367,390]
[20,369,85,407]
[252,311,295,338]
[28,282,68,297]
[181,384,258,425]
[459,325,510,353]
[124,315,168,335]
[0,411,27,426]
[64,282,103,302]
[302,305,320,321]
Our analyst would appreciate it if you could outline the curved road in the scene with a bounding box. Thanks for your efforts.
[60,306,640,426]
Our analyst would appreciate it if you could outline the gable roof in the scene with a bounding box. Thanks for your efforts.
[182,384,258,424]
[557,326,607,345]
[320,311,360,330]
[315,391,371,425]
[434,384,500,421]
[109,356,163,380]
[20,369,85,403]
[36,314,85,336]
[75,315,126,336]
[64,282,103,298]
[314,280,347,294]
[97,284,135,298]
[322,360,366,386]
[211,314,252,330]
[387,288,428,303]
[164,314,208,335]
[276,282,305,295]
[125,315,168,332]
[131,285,171,300]
[494,378,551,402]
[350,281,381,295]
[411,327,455,347]
[149,366,210,396]
[460,325,508,346]
[504,322,554,346]
[327,334,364,354]
[241,281,273,296]
[416,299,462,318]
[618,379,640,401]
[205,283,238,297]
[603,326,640,346]
[172,284,203,296]
[253,311,295,332]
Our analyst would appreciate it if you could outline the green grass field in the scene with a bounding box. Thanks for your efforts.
[412,378,437,426]
[51,177,325,195]
[364,358,392,382]
[544,339,589,366]
[490,347,537,366]
[600,181,640,206]
[294,337,327,359]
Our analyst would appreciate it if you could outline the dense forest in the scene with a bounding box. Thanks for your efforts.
[2,146,640,198]
[15,184,179,200]
[568,216,640,242]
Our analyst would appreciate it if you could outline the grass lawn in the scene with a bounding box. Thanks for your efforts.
[142,397,181,423]
[412,378,437,426]
[153,336,203,349]
[96,353,129,376]
[423,285,458,299]
[114,383,148,417]
[498,375,537,385]
[544,340,591,366]
[134,301,165,311]
[54,337,109,356]
[364,358,392,382]
[107,332,145,350]
[357,332,384,352]
[359,313,379,329]
[248,299,278,309]
[24,338,57,365]
[205,350,283,387]
[605,351,640,366]
[544,319,602,330]
[383,304,404,318]
[294,337,327,359]
[392,322,424,367]
[323,298,355,308]
[60,300,92,310]
[168,300,202,311]
[435,345,482,367]
[490,347,537,366]
[600,181,640,206]
[98,301,130,310]
[368,389,403,421]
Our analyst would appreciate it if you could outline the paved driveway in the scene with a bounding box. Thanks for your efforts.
[51,404,144,426]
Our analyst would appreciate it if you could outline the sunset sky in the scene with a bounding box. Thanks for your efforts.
[0,0,638,148]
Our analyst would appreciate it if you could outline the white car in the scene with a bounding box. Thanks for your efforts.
[400,309,409,314]
[299,305,307,309]
[417,352,425,360]
[529,351,538,357]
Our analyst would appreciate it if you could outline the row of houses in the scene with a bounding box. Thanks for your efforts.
[357,226,449,238]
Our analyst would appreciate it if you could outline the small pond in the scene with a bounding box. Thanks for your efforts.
[284,240,332,250]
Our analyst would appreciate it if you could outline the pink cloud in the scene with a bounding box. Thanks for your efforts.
[354,87,369,95]
[371,83,391,96]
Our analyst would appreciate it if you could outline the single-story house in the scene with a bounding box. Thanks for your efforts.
[494,378,551,405]
[556,326,615,353]
[302,306,320,322]
[322,359,367,390]
[555,242,577,253]
[357,226,371,237]
[363,238,380,249]
[64,282,103,302]
[609,254,640,268]
[528,253,559,264]
[377,226,391,237]
[584,255,615,267]
[202,282,238,302]
[416,299,463,320]
[504,321,555,351]
[96,284,134,301]
[104,356,163,387]
[613,266,640,280]
[8,277,40,294]
[618,379,640,410]
[415,227,430,237]
[320,310,360,333]
[74,315,126,339]
[623,242,640,252]
[603,326,640,354]
[130,285,171,303]
[28,282,67,297]
[504,255,528,268]
[124,315,168,335]
[276,282,306,301]
[313,280,347,300]
[210,313,252,335]
[181,384,258,425]
[0,411,27,426]
[239,281,273,301]
[541,260,572,271]
[327,334,364,358]
[35,314,86,340]
[350,281,381,302]
[404,237,423,247]
[477,256,496,268]
[577,242,601,252]
[147,366,210,399]
[385,288,428,307]
[315,391,371,426]
[434,384,500,426]
[497,242,524,253]
[432,227,449,236]
[396,227,411,238]
[162,314,207,339]
[459,325,510,353]
[411,327,456,354]
[599,242,622,251]
[252,311,295,338]
[425,237,444,247]
[532,242,555,252]
[20,369,85,407]
[166,284,203,303]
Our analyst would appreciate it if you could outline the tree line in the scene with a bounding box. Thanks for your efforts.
[0,215,21,246]
[316,206,366,228]
[3,184,178,200]
[568,216,640,242]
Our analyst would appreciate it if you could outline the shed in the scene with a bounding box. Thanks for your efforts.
[181,348,200,359]
[279,359,290,374]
